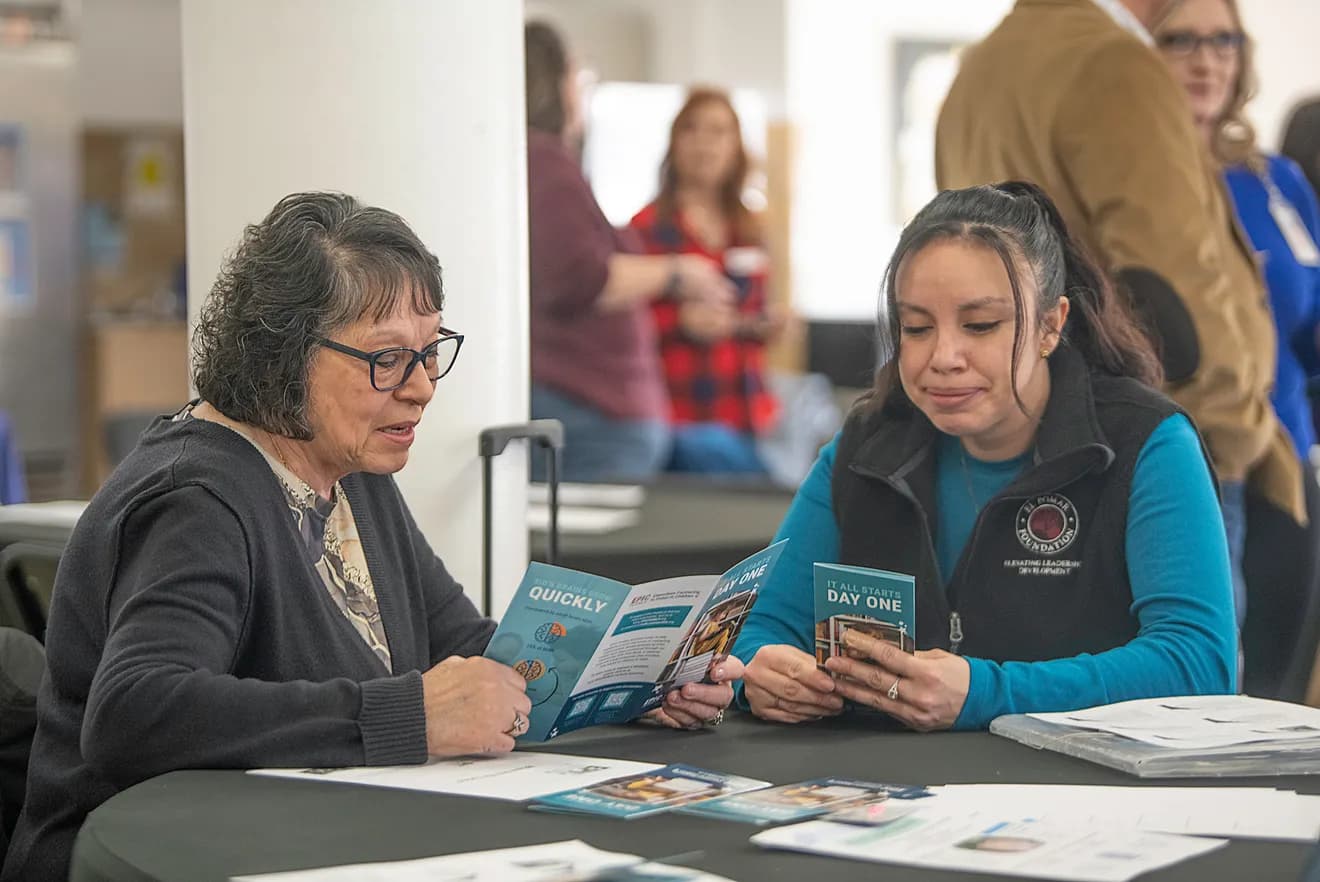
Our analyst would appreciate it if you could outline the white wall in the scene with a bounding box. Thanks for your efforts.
[524,0,650,83]
[524,0,788,114]
[784,0,1013,321]
[1239,0,1320,150]
[78,0,182,125]
[182,0,531,615]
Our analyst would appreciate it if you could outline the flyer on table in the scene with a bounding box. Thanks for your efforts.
[486,541,786,741]
[680,777,931,825]
[531,763,771,819]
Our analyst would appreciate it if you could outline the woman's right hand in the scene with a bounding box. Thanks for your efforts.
[422,656,531,756]
[673,254,736,307]
[743,644,845,723]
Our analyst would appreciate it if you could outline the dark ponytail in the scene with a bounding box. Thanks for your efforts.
[993,181,1163,387]
[864,181,1162,411]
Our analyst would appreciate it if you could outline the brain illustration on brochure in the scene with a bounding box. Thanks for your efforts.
[814,562,916,669]
[485,540,786,741]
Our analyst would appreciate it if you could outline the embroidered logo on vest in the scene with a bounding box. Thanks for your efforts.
[1015,493,1079,555]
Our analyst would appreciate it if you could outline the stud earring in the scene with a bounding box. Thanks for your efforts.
[1040,347,1051,359]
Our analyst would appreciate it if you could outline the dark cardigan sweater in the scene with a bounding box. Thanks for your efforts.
[1,415,495,881]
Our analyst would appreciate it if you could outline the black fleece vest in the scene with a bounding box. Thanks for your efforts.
[831,347,1197,663]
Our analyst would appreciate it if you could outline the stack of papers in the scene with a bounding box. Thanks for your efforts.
[529,483,645,508]
[992,695,1320,777]
[527,505,640,534]
[1028,695,1320,749]
[250,752,663,802]
[527,482,645,535]
[926,784,1320,842]
[232,839,734,881]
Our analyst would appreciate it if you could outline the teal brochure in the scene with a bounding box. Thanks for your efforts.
[485,540,786,741]
[678,777,931,825]
[530,763,771,819]
[813,563,916,667]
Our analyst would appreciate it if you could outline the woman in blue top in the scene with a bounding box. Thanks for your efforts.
[1156,0,1320,701]
[733,182,1237,731]
[1157,0,1320,458]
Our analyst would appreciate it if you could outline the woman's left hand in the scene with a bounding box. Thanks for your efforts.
[647,656,745,730]
[823,630,970,731]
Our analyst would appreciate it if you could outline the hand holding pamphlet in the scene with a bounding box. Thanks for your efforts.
[486,541,785,741]
[814,563,915,675]
[531,764,771,819]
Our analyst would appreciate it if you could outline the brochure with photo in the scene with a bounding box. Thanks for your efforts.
[753,815,1227,882]
[486,541,785,741]
[814,563,916,669]
[679,777,931,825]
[530,764,771,820]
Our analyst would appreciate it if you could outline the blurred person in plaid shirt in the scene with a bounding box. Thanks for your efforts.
[629,88,790,475]
[525,25,735,483]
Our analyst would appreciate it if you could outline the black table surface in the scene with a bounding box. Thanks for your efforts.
[529,479,793,584]
[71,715,1317,882]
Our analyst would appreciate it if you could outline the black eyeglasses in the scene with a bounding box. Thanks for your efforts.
[318,328,464,392]
[1157,30,1245,59]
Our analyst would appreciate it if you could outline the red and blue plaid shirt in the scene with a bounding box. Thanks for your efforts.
[628,203,779,434]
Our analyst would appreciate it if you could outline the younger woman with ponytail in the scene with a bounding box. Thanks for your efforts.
[732,183,1237,730]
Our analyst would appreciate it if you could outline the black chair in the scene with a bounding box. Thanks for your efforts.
[0,542,63,644]
[0,626,43,864]
[1242,472,1320,701]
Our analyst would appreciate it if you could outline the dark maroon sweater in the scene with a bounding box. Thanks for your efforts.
[527,130,667,421]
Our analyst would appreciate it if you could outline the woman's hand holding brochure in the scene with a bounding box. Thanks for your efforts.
[824,630,970,732]
[646,655,745,729]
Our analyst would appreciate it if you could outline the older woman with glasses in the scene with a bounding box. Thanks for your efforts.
[2,192,528,882]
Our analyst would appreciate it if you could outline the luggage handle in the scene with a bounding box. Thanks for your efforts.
[478,419,563,616]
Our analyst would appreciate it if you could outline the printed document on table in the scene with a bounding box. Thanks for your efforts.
[528,482,645,508]
[753,812,1226,882]
[527,504,640,534]
[928,784,1320,842]
[1028,695,1320,749]
[232,839,736,881]
[248,752,662,802]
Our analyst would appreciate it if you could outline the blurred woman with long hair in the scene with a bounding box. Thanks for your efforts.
[628,88,785,475]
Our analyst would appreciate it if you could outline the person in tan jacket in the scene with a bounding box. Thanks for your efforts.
[936,0,1304,631]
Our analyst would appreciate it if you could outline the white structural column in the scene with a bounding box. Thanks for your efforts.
[181,0,529,615]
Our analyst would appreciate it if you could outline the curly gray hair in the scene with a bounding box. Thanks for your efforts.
[191,191,444,440]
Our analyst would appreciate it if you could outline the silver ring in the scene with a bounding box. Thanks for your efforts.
[704,709,725,728]
[886,677,901,701]
[505,710,527,736]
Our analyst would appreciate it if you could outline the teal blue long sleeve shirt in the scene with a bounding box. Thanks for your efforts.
[731,413,1237,729]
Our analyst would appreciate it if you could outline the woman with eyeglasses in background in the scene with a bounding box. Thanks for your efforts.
[1156,0,1320,700]
[1157,1,1320,462]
